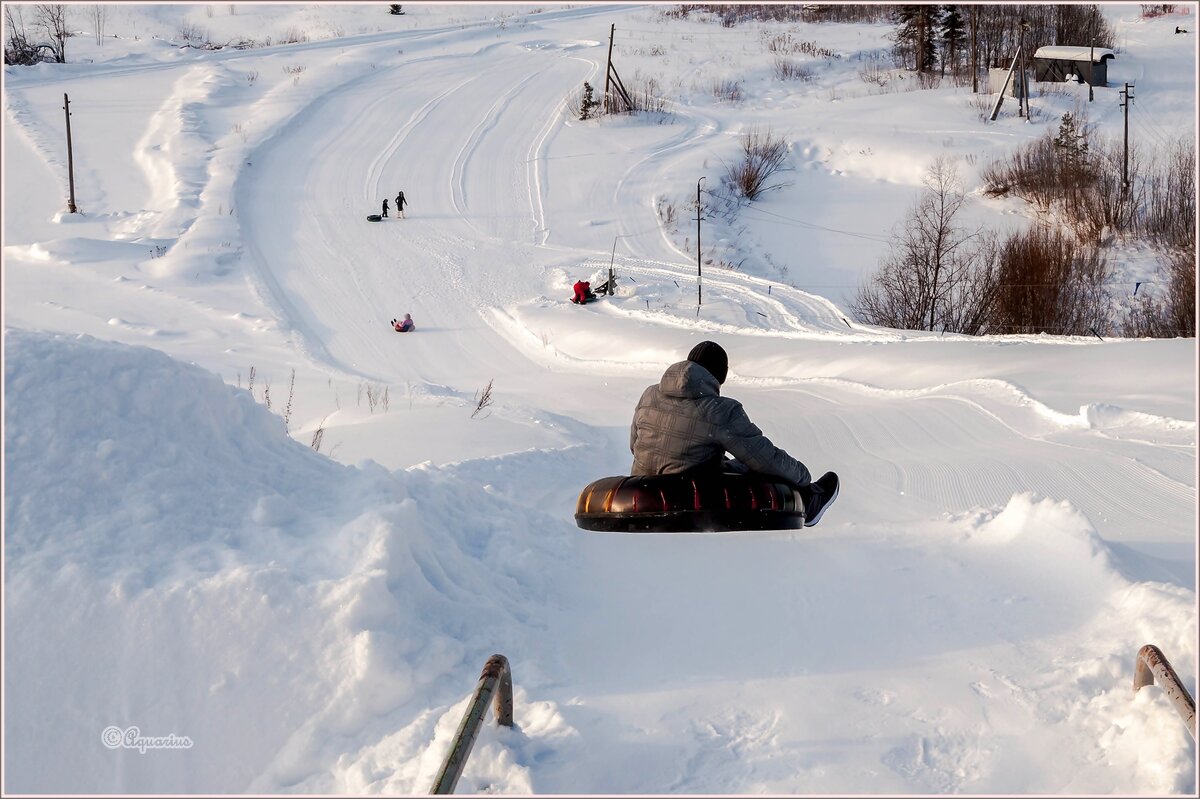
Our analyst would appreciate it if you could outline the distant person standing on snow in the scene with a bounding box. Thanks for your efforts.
[396,191,407,219]
[381,198,389,218]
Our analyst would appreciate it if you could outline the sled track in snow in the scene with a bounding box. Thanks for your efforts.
[526,55,602,247]
[449,66,546,242]
[576,255,882,337]
[364,70,480,205]
[769,379,1196,529]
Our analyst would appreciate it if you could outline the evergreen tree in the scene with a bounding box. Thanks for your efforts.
[893,5,938,73]
[579,81,598,120]
[940,5,966,77]
[1053,112,1090,181]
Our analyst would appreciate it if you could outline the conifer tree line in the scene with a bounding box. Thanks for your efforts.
[891,4,1115,76]
[670,5,1116,78]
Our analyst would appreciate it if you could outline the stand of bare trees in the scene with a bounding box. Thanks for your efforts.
[1126,138,1197,337]
[660,5,893,25]
[981,109,1141,244]
[4,4,69,64]
[34,4,68,62]
[969,4,1114,67]
[859,122,1195,339]
[89,4,108,47]
[979,113,1195,338]
[851,157,999,334]
[992,225,1110,335]
[4,6,39,64]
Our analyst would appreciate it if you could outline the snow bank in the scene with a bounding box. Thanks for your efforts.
[1083,401,1197,439]
[4,329,1195,793]
[4,328,349,578]
[3,329,578,793]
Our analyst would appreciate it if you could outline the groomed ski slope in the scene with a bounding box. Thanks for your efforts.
[3,3,1197,794]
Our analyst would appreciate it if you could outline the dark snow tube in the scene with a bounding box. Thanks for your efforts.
[574,473,805,533]
[366,214,383,222]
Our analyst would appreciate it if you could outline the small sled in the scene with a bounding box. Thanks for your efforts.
[574,472,806,533]
[366,214,383,222]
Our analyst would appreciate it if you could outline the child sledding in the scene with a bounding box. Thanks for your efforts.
[392,314,415,332]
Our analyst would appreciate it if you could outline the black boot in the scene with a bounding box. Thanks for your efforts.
[800,472,839,527]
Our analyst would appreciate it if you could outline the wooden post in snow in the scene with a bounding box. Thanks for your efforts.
[988,47,1021,122]
[63,93,78,213]
[603,24,615,115]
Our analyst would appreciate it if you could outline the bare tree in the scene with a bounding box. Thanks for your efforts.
[1163,245,1196,337]
[992,224,1111,335]
[4,6,43,65]
[725,127,790,201]
[1141,137,1196,253]
[90,4,107,46]
[33,4,69,63]
[853,156,996,333]
[936,229,1003,335]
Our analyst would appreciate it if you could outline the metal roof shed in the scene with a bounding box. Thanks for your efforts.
[1033,45,1116,86]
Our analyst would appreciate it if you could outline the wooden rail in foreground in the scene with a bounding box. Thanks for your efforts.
[1133,644,1196,741]
[430,654,514,794]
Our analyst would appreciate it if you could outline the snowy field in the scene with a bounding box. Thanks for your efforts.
[3,2,1197,794]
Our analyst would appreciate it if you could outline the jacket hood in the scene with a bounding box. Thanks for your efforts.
[659,360,721,399]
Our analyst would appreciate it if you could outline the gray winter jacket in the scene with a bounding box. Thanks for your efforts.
[630,360,812,486]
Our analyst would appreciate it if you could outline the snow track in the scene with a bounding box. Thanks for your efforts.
[228,3,1195,564]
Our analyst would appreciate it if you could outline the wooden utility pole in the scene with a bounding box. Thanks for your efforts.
[63,93,77,213]
[696,177,705,307]
[599,24,633,114]
[1120,82,1134,189]
[1089,34,1095,101]
[1089,5,1099,100]
[989,47,1021,121]
[603,24,615,115]
[1016,20,1027,118]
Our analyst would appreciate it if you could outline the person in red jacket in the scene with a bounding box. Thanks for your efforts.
[571,280,595,304]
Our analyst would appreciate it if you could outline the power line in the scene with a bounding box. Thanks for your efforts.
[619,26,790,37]
[1130,102,1185,153]
[701,186,892,243]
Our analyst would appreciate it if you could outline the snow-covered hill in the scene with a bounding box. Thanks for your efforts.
[4,3,1196,794]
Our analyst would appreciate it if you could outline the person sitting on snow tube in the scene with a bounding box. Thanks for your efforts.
[571,280,595,305]
[392,313,415,332]
[630,340,838,526]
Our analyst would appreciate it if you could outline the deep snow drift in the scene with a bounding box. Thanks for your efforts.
[3,2,1197,794]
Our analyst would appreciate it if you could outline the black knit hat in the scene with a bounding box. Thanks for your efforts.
[687,340,728,384]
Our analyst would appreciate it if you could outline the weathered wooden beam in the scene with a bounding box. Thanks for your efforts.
[1133,644,1196,741]
[430,655,514,794]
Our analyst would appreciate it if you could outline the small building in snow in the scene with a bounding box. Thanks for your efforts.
[1032,45,1116,86]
